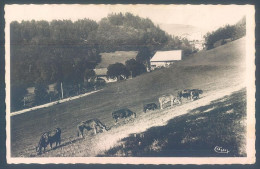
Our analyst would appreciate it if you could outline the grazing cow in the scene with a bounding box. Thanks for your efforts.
[112,108,136,123]
[190,89,203,100]
[143,103,158,113]
[36,128,61,154]
[158,94,181,109]
[48,128,61,149]
[178,89,192,100]
[77,119,108,138]
[36,132,49,154]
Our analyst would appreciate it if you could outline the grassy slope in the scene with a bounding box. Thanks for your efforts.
[102,88,247,157]
[11,37,246,157]
[181,37,245,67]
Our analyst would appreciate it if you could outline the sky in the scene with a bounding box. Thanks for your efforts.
[5,4,250,32]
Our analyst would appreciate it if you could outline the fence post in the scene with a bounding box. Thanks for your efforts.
[61,82,64,99]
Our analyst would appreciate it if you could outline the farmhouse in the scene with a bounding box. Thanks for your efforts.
[47,83,59,95]
[150,50,182,70]
[23,87,36,107]
[189,40,205,51]
[26,87,35,94]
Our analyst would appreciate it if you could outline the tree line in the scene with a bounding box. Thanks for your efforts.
[204,16,246,50]
[10,12,193,111]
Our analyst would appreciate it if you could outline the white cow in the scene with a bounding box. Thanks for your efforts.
[159,94,181,109]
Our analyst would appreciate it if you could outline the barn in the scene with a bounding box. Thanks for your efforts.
[150,50,182,70]
[47,83,58,94]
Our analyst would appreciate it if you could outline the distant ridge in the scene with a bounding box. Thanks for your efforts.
[158,23,207,40]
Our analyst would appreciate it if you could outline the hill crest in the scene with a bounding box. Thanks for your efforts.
[158,23,207,40]
[181,37,246,67]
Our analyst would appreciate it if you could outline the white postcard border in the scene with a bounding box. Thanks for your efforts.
[5,4,256,164]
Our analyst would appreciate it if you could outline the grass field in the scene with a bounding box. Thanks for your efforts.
[10,37,246,157]
[101,88,247,157]
[96,51,138,68]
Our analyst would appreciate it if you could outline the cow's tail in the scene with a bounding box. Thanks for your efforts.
[133,112,137,118]
[36,134,44,153]
[177,91,182,99]
[177,91,181,100]
[36,140,40,152]
[77,125,80,137]
[54,128,61,143]
[143,106,146,113]
[36,145,39,152]
[36,145,42,154]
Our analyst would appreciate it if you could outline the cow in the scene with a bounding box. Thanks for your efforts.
[77,119,108,138]
[112,108,136,124]
[178,89,192,100]
[158,94,181,109]
[48,128,61,149]
[143,103,158,113]
[36,132,49,154]
[36,128,61,154]
[190,89,203,100]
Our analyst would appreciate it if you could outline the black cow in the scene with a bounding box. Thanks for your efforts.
[36,132,49,154]
[48,128,61,149]
[143,103,158,113]
[178,89,192,100]
[112,108,136,123]
[190,89,203,100]
[36,128,61,154]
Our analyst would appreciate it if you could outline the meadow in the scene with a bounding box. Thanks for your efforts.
[10,37,246,157]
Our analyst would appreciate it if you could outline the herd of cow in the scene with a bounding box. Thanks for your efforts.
[35,89,203,155]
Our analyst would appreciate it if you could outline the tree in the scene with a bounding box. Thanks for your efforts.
[107,63,130,81]
[136,46,153,71]
[11,85,27,111]
[10,13,194,105]
[84,69,96,81]
[203,20,245,50]
[34,83,48,105]
[125,59,146,77]
[10,19,101,89]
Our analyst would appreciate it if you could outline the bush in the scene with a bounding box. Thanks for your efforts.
[125,59,146,77]
[34,84,48,105]
[107,63,130,81]
[204,17,246,50]
[11,85,27,111]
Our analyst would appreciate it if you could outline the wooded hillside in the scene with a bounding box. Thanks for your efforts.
[204,16,246,50]
[10,13,193,111]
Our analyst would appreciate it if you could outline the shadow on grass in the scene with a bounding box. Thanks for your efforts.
[100,88,247,157]
[30,137,83,157]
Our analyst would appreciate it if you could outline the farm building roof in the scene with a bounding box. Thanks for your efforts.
[150,50,182,62]
[94,68,107,76]
[26,87,35,94]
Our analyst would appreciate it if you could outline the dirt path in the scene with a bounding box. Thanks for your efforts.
[38,83,245,157]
